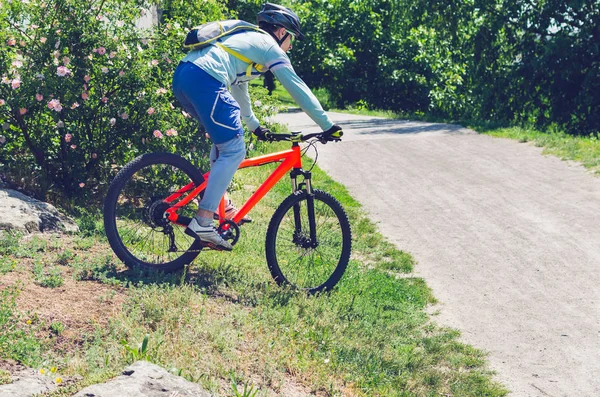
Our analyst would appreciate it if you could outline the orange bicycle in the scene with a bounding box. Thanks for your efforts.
[103,131,351,293]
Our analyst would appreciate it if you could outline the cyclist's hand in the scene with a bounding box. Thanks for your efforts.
[323,124,343,142]
[253,126,272,142]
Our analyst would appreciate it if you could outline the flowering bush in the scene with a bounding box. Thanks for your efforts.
[0,0,281,206]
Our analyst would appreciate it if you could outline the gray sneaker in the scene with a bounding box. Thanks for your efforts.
[185,218,233,251]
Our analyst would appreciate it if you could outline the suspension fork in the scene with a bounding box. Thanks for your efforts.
[290,169,318,246]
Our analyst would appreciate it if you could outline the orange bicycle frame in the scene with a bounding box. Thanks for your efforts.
[165,145,303,226]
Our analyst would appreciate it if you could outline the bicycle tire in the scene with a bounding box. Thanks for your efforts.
[103,152,205,272]
[265,189,352,293]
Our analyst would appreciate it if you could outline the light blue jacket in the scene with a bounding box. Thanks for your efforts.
[181,30,334,132]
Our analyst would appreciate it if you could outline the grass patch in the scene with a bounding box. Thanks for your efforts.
[471,125,600,173]
[33,260,65,288]
[0,139,506,395]
[0,284,46,368]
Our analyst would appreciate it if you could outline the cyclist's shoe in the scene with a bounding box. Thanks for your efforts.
[185,218,232,251]
[213,200,252,223]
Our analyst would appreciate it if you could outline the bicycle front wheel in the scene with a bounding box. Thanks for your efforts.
[266,189,352,293]
[103,152,205,272]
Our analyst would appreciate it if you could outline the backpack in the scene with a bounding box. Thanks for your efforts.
[184,20,267,76]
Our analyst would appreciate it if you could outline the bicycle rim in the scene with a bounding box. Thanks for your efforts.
[266,190,351,293]
[104,153,204,271]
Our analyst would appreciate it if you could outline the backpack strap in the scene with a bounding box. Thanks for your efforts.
[215,43,267,76]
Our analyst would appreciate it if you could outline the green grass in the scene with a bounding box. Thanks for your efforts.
[0,140,506,396]
[0,284,46,368]
[471,125,600,173]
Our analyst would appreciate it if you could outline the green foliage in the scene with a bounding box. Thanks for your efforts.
[0,256,17,274]
[0,230,22,255]
[50,321,65,336]
[120,333,163,363]
[33,260,65,288]
[0,283,45,367]
[0,0,226,204]
[288,0,598,135]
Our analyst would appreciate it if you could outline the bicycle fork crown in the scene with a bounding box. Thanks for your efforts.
[290,168,313,194]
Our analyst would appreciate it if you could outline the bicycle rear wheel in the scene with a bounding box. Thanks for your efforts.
[266,189,352,294]
[103,152,205,272]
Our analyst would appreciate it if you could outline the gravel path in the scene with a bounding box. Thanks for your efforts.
[275,111,600,397]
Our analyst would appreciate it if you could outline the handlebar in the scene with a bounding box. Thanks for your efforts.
[265,131,342,144]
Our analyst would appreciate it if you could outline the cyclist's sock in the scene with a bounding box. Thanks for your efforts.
[195,215,214,227]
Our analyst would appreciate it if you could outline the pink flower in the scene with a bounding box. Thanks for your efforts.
[101,67,108,74]
[40,37,47,44]
[165,128,178,137]
[70,144,77,149]
[62,56,70,65]
[156,88,168,95]
[2,77,10,84]
[79,182,85,188]
[19,41,26,47]
[97,47,106,55]
[0,99,5,106]
[19,108,27,115]
[12,60,23,68]
[146,107,155,115]
[109,51,117,58]
[109,118,116,126]
[71,102,80,109]
[11,79,21,90]
[48,99,62,112]
[56,29,61,34]
[182,110,190,118]
[81,92,88,100]
[120,113,128,120]
[64,133,72,142]
[36,94,43,101]
[56,66,70,76]
[119,70,125,77]
[91,153,97,159]
[153,130,163,139]
[7,38,16,46]
[83,75,90,82]
[151,59,159,66]
[101,96,108,103]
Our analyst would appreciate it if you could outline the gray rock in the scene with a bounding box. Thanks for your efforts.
[0,189,78,233]
[0,369,57,397]
[73,361,213,397]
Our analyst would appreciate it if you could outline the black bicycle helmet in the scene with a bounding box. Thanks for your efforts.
[257,3,304,40]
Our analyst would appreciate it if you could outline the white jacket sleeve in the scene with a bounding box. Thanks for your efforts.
[230,82,260,132]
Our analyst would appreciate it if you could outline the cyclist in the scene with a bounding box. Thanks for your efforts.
[172,2,342,251]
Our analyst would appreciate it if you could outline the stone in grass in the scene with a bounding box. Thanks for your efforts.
[0,189,78,233]
[0,368,57,397]
[73,361,213,397]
